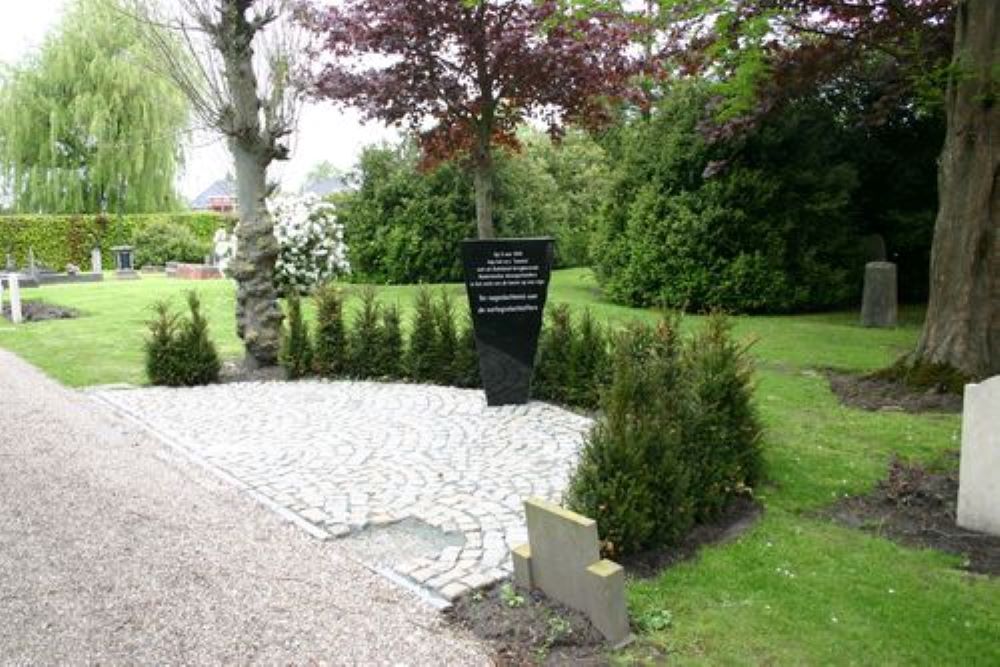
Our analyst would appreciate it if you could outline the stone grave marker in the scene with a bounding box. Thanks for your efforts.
[91,247,102,274]
[512,498,632,646]
[5,274,22,324]
[861,261,897,327]
[111,246,140,280]
[957,375,1000,536]
[461,238,554,405]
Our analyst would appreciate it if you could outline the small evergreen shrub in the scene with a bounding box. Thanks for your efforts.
[567,314,762,558]
[280,294,313,379]
[453,315,481,389]
[378,303,404,378]
[313,285,347,377]
[570,309,609,410]
[145,292,221,387]
[534,304,577,405]
[433,289,460,385]
[407,286,439,383]
[347,287,384,378]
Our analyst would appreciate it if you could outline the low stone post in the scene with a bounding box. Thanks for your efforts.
[957,376,1000,536]
[8,274,22,324]
[861,261,897,328]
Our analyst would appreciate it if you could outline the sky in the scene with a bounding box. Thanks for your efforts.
[0,1,398,202]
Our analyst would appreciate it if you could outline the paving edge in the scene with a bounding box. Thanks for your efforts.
[86,389,453,611]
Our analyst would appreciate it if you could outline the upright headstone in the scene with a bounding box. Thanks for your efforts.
[957,376,1000,536]
[462,238,554,406]
[4,254,14,272]
[27,248,37,277]
[111,246,139,280]
[91,247,102,274]
[512,498,632,646]
[861,261,897,328]
[7,274,22,324]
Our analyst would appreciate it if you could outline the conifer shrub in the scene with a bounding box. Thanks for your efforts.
[570,309,610,410]
[347,286,384,378]
[567,313,762,558]
[378,303,404,378]
[280,294,313,379]
[453,315,481,389]
[313,284,347,377]
[407,286,438,382]
[534,304,576,405]
[433,288,460,385]
[145,292,221,387]
[683,314,763,521]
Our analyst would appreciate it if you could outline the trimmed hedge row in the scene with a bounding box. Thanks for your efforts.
[0,213,236,270]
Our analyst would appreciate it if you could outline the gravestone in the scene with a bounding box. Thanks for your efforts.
[461,238,554,406]
[957,375,1000,536]
[91,247,102,274]
[27,248,37,277]
[861,261,897,327]
[111,246,139,280]
[512,498,631,646]
[4,254,14,272]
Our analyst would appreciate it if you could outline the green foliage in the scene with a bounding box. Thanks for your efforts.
[312,285,348,377]
[567,314,762,558]
[0,0,188,214]
[432,289,460,385]
[338,132,611,283]
[378,303,404,377]
[453,315,481,389]
[347,287,384,379]
[280,295,313,379]
[534,305,608,410]
[406,287,439,382]
[144,292,221,387]
[133,220,210,268]
[683,314,763,521]
[873,357,970,395]
[0,212,234,270]
[595,83,865,313]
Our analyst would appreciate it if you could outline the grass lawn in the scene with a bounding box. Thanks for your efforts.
[1,269,996,665]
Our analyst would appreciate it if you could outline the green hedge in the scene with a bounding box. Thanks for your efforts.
[0,212,236,270]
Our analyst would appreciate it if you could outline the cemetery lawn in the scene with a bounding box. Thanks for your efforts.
[1,269,996,665]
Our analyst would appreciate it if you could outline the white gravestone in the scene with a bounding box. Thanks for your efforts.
[7,274,22,324]
[957,376,1000,536]
[91,247,102,274]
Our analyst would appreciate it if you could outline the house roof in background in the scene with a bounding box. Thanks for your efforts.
[304,176,350,198]
[190,179,236,210]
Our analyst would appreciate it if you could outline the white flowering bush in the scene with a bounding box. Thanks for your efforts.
[270,193,350,295]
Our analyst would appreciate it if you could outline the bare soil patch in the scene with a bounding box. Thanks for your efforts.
[2,300,80,323]
[827,457,1000,576]
[827,370,962,414]
[449,498,762,665]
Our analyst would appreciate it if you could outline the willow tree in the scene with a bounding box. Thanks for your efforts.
[0,0,188,214]
[128,0,302,369]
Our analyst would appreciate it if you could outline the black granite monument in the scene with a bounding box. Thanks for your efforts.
[462,238,554,406]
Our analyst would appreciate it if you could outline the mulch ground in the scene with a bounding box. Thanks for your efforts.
[448,498,762,665]
[826,370,962,413]
[826,456,1000,576]
[2,300,79,323]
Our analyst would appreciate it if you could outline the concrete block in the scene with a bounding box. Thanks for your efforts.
[514,497,631,645]
[512,543,533,589]
[958,375,1000,536]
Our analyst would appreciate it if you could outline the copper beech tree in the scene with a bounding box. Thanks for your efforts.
[657,0,997,379]
[300,0,639,240]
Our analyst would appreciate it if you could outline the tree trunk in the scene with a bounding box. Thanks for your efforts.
[219,0,284,369]
[914,0,999,379]
[473,142,496,240]
[230,141,283,369]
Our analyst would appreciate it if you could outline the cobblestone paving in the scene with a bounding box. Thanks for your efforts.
[92,381,592,602]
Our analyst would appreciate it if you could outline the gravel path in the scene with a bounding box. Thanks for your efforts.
[0,350,490,665]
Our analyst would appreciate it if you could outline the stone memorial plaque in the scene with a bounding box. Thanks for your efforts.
[462,238,554,406]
